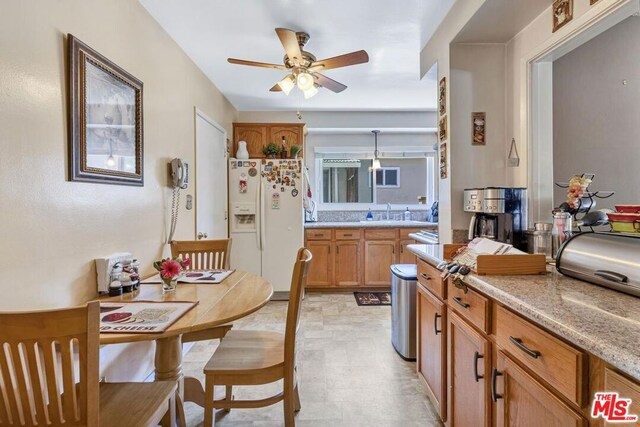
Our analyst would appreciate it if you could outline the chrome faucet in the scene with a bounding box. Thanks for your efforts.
[386,203,391,220]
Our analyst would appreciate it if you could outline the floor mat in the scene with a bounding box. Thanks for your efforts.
[353,292,391,306]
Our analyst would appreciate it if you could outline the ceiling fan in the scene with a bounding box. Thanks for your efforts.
[227,28,369,99]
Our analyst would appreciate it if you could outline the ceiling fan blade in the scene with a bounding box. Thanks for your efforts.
[275,28,303,66]
[313,73,347,93]
[227,58,287,70]
[270,83,282,92]
[309,50,369,71]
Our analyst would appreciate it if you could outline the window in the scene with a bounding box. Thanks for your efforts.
[371,167,400,188]
[319,154,437,207]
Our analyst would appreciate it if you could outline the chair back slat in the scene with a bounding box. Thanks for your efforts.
[170,239,232,270]
[0,303,99,426]
[284,248,312,376]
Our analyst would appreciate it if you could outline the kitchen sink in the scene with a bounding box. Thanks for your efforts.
[359,220,427,225]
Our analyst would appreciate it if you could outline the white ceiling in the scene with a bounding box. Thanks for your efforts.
[453,0,551,44]
[139,0,454,111]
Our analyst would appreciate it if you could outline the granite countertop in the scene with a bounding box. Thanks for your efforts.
[305,221,438,229]
[407,244,640,380]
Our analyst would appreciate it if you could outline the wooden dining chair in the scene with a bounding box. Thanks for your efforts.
[170,239,232,270]
[0,302,180,427]
[202,247,312,427]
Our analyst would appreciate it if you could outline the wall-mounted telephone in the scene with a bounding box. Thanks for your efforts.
[170,158,189,189]
[167,158,189,243]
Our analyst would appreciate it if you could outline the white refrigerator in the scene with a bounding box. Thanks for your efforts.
[228,159,304,299]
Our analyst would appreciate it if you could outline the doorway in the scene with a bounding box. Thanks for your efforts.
[195,108,228,240]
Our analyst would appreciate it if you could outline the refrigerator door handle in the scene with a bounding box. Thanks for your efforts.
[260,181,266,252]
[255,180,262,251]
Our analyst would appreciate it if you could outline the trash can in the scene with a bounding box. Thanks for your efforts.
[391,264,418,360]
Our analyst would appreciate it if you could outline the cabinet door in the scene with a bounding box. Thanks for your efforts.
[306,241,332,287]
[269,125,302,156]
[494,350,586,427]
[448,311,491,427]
[417,284,446,421]
[334,241,361,286]
[234,125,267,158]
[364,240,395,286]
[398,239,416,264]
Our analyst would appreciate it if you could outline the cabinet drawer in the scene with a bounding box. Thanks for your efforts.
[399,228,422,239]
[417,258,445,300]
[447,281,490,334]
[305,229,332,240]
[495,305,586,406]
[364,228,397,240]
[335,229,362,240]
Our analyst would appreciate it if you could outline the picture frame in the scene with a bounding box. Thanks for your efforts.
[552,0,573,33]
[439,142,448,179]
[68,34,144,186]
[472,112,486,145]
[439,77,447,116]
[439,116,448,142]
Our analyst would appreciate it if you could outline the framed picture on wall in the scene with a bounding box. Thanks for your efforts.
[439,116,448,142]
[439,142,448,179]
[472,112,486,145]
[552,0,573,33]
[68,34,144,186]
[439,77,447,116]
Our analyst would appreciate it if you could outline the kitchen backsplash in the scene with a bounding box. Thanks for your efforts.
[316,210,432,222]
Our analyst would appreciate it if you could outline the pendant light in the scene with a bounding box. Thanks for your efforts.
[303,84,319,99]
[371,130,381,170]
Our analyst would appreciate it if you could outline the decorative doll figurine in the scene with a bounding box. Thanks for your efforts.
[236,140,249,159]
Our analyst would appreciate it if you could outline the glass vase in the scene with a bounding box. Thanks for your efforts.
[162,278,178,293]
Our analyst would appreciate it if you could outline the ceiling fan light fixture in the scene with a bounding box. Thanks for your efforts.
[303,84,319,99]
[277,74,295,95]
[296,72,314,91]
[371,158,381,170]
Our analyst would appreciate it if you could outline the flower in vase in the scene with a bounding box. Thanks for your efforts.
[160,259,182,279]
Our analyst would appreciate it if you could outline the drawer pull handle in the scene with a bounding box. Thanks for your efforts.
[343,233,353,237]
[434,313,441,336]
[473,351,484,382]
[509,336,541,359]
[452,296,470,309]
[314,234,324,237]
[420,273,432,281]
[491,368,503,402]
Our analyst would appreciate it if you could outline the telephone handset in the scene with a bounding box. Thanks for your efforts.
[167,158,189,243]
[170,158,189,189]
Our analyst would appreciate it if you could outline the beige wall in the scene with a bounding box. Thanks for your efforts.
[0,0,237,311]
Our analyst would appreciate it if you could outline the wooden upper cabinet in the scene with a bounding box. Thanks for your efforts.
[233,123,305,159]
[495,350,586,427]
[269,126,302,156]
[233,124,267,158]
[448,311,491,427]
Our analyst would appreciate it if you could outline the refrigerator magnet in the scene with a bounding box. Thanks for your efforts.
[280,186,285,192]
[271,192,280,209]
[231,161,237,169]
[250,161,257,167]
[291,188,299,197]
[248,167,257,177]
[264,165,272,172]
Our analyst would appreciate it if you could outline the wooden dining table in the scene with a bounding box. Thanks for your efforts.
[97,270,273,410]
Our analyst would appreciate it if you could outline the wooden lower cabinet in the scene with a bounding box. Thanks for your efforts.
[494,350,586,427]
[334,241,361,286]
[448,311,491,427]
[398,239,417,264]
[364,240,396,286]
[306,241,332,287]
[417,283,447,421]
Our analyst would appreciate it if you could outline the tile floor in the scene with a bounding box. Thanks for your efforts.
[183,293,441,426]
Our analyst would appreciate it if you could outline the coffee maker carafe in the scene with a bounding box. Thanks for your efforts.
[464,187,527,250]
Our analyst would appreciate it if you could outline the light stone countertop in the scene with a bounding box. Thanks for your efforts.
[407,243,640,380]
[304,221,438,229]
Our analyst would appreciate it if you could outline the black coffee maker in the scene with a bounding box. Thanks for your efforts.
[464,187,528,250]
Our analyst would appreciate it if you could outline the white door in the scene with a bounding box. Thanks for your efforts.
[195,109,227,240]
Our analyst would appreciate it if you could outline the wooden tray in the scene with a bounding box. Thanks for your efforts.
[443,244,547,276]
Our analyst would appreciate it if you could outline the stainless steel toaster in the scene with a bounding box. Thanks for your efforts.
[556,232,640,297]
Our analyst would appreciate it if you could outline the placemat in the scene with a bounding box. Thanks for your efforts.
[141,269,235,285]
[99,301,197,334]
